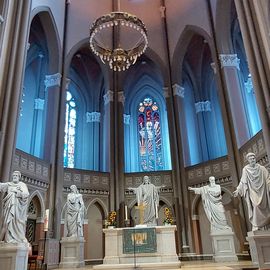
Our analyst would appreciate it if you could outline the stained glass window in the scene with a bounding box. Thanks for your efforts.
[138,97,163,171]
[64,91,76,168]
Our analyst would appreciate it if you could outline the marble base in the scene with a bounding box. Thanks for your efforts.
[0,242,29,270]
[94,226,180,270]
[59,237,85,268]
[246,230,270,269]
[210,229,238,262]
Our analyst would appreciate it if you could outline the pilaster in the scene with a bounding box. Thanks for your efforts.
[219,54,249,146]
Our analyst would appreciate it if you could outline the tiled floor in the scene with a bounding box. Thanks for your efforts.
[53,260,258,270]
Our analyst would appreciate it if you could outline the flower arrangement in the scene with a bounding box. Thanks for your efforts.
[105,211,117,228]
[163,207,173,225]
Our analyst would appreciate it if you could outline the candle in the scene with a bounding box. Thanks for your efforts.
[155,204,158,219]
[125,205,128,220]
[44,209,49,232]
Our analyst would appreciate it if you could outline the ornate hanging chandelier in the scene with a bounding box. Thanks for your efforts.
[89,11,148,72]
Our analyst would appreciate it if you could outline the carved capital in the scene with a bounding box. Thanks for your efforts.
[219,54,240,70]
[123,114,131,125]
[244,76,254,94]
[210,62,217,74]
[160,6,166,18]
[86,112,101,123]
[172,84,184,98]
[118,91,125,105]
[44,73,62,88]
[195,101,211,113]
[103,90,114,105]
[163,87,169,98]
[65,78,71,90]
[34,98,45,110]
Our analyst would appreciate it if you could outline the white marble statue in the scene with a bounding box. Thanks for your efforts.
[233,152,270,231]
[66,185,85,237]
[188,176,230,232]
[0,171,29,243]
[128,175,164,226]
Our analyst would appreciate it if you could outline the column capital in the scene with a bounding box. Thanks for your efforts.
[192,215,200,221]
[34,98,45,110]
[210,62,217,74]
[118,91,125,105]
[219,54,240,70]
[195,101,211,113]
[163,87,169,98]
[103,90,114,105]
[159,6,166,18]
[172,84,184,98]
[86,112,101,123]
[123,114,130,125]
[65,78,71,90]
[44,73,62,88]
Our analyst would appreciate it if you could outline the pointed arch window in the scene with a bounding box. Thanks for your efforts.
[64,91,77,168]
[138,97,163,171]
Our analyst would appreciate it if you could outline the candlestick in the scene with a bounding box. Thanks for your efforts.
[125,205,128,220]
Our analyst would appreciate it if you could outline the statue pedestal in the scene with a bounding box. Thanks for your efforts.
[59,237,85,268]
[246,230,270,269]
[0,242,29,270]
[93,226,180,270]
[210,229,238,262]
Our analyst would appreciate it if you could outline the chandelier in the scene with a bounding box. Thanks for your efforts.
[89,11,148,72]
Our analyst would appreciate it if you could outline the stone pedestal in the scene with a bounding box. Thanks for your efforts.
[93,226,180,270]
[0,242,29,270]
[59,237,85,268]
[210,228,238,262]
[246,230,270,269]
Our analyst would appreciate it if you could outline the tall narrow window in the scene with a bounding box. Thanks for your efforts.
[138,97,163,171]
[64,91,76,168]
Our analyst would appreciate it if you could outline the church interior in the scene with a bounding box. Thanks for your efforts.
[1,0,270,269]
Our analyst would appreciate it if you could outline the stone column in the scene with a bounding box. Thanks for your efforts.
[43,73,62,161]
[117,91,125,226]
[123,114,131,170]
[163,86,189,253]
[0,0,31,182]
[103,90,114,210]
[219,54,250,146]
[43,73,63,240]
[85,111,101,170]
[234,0,270,159]
[30,53,45,156]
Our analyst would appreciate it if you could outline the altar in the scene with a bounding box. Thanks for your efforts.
[93,225,180,270]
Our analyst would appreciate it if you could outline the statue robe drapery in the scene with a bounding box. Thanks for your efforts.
[0,181,29,243]
[134,182,160,226]
[194,185,229,232]
[236,163,270,228]
[66,193,84,237]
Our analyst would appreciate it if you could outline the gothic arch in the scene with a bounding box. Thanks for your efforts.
[30,7,61,73]
[115,49,167,95]
[65,38,110,92]
[171,25,214,85]
[28,190,45,219]
[86,198,108,218]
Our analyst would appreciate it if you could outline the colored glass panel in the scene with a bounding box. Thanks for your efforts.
[137,97,163,171]
[64,91,76,168]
